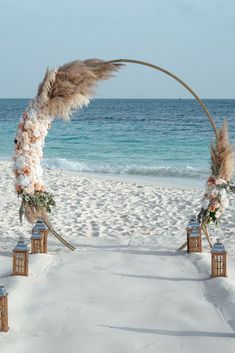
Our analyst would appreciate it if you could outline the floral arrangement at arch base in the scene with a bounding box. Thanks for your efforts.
[197,120,234,246]
[13,59,122,250]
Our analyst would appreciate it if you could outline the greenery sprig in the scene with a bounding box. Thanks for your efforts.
[19,190,56,213]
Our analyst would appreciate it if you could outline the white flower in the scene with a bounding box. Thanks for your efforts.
[18,175,30,187]
[223,197,229,208]
[219,188,227,200]
[31,140,42,150]
[22,145,30,152]
[35,166,43,178]
[215,210,223,219]
[33,129,41,138]
[202,198,210,209]
[209,189,219,198]
[15,156,26,169]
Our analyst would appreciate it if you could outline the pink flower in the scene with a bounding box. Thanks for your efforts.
[207,176,216,186]
[215,178,227,185]
[215,210,223,219]
[212,200,220,209]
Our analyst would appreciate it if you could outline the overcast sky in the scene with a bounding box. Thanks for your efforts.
[0,0,234,98]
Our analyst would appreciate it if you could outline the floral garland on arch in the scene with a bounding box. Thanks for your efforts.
[13,59,121,249]
[198,120,233,230]
[14,103,55,216]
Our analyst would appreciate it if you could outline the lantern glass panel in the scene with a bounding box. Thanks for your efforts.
[15,252,25,273]
[216,255,223,275]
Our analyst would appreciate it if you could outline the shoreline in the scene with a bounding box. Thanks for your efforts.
[0,159,205,190]
[55,168,205,191]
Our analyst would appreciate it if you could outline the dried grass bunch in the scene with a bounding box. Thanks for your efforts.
[210,120,233,181]
[37,59,122,120]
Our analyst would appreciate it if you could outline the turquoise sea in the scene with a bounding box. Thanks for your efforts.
[0,99,235,184]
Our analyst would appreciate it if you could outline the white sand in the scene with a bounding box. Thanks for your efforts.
[0,160,235,352]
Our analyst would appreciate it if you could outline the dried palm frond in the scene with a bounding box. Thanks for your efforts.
[210,119,234,181]
[23,202,37,224]
[37,59,122,120]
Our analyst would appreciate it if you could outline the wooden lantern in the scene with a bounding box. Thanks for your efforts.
[0,284,9,332]
[32,219,49,253]
[211,239,227,278]
[13,237,29,276]
[186,216,202,253]
[31,232,43,254]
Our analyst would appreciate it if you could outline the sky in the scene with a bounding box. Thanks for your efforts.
[0,0,234,98]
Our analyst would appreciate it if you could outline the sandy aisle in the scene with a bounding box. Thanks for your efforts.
[0,244,235,353]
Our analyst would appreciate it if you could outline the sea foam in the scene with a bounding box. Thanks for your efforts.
[43,158,208,179]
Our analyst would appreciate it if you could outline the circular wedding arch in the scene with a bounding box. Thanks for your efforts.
[14,57,221,251]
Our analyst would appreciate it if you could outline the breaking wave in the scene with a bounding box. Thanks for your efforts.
[43,158,208,179]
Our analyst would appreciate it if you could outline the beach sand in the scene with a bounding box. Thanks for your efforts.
[1,160,235,352]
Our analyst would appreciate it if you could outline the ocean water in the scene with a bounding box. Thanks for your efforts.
[0,99,235,184]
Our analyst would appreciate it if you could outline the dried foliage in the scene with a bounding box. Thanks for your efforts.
[210,119,234,181]
[37,59,122,120]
